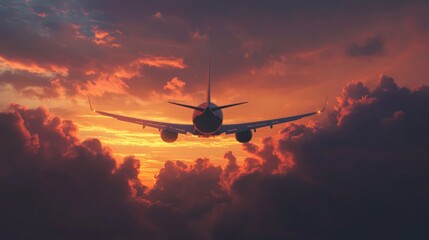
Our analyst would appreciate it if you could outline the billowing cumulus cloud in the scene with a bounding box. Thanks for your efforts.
[213,75,429,239]
[2,77,429,239]
[0,103,227,239]
[0,105,151,239]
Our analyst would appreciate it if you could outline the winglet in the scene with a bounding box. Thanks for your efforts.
[88,96,95,112]
[318,96,328,113]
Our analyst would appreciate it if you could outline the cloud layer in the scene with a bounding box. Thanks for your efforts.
[214,76,429,239]
[1,76,429,239]
[1,0,429,103]
[2,1,429,238]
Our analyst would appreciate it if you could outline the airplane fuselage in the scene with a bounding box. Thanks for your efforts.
[88,58,326,144]
[192,102,223,135]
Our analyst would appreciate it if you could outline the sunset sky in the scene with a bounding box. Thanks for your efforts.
[1,0,429,239]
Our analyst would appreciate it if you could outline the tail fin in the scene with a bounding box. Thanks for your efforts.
[207,57,211,105]
[205,58,249,111]
[168,58,248,112]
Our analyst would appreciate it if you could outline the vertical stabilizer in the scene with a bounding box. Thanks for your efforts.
[207,57,211,104]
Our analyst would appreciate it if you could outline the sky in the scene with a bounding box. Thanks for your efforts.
[1,0,429,239]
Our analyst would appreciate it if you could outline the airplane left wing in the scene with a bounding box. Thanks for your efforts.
[218,98,327,135]
[88,97,196,135]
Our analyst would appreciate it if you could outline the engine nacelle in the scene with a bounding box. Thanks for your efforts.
[160,129,178,143]
[235,130,252,143]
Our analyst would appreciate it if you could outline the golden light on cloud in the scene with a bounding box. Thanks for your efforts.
[79,74,129,96]
[76,116,246,186]
[160,77,192,101]
[138,55,187,69]
[90,26,122,48]
[113,65,141,79]
[0,55,69,77]
[163,77,186,91]
[2,1,429,236]
[77,55,187,98]
[78,61,143,96]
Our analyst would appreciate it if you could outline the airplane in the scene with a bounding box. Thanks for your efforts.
[88,60,327,143]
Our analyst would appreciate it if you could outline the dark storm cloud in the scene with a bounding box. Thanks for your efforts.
[146,159,229,239]
[2,0,429,237]
[0,105,228,239]
[223,151,239,182]
[347,35,385,57]
[0,0,106,66]
[2,0,428,100]
[94,0,421,24]
[0,70,52,90]
[0,105,153,239]
[0,0,135,98]
[242,136,288,174]
[213,76,429,239]
[1,76,429,239]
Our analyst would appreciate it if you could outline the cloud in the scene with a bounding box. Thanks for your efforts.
[159,77,193,101]
[2,76,429,238]
[212,75,429,239]
[222,151,239,182]
[346,35,385,57]
[163,77,186,92]
[0,55,68,77]
[2,1,429,234]
[152,11,164,20]
[191,30,208,41]
[78,73,130,96]
[1,0,429,104]
[0,104,152,239]
[90,26,122,48]
[138,55,188,69]
[0,103,227,239]
[242,136,293,174]
[148,159,228,236]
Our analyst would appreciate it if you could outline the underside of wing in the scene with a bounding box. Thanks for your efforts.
[88,97,195,135]
[218,98,327,135]
[94,110,196,134]
[218,112,319,135]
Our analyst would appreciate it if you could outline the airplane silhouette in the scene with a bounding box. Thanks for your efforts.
[88,60,327,143]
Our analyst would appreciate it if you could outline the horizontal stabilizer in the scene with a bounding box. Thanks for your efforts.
[211,102,248,111]
[168,102,205,111]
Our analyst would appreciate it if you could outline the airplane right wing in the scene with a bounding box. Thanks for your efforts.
[218,97,327,135]
[88,97,196,135]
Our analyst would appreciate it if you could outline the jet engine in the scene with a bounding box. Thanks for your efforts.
[235,130,252,143]
[160,129,178,143]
